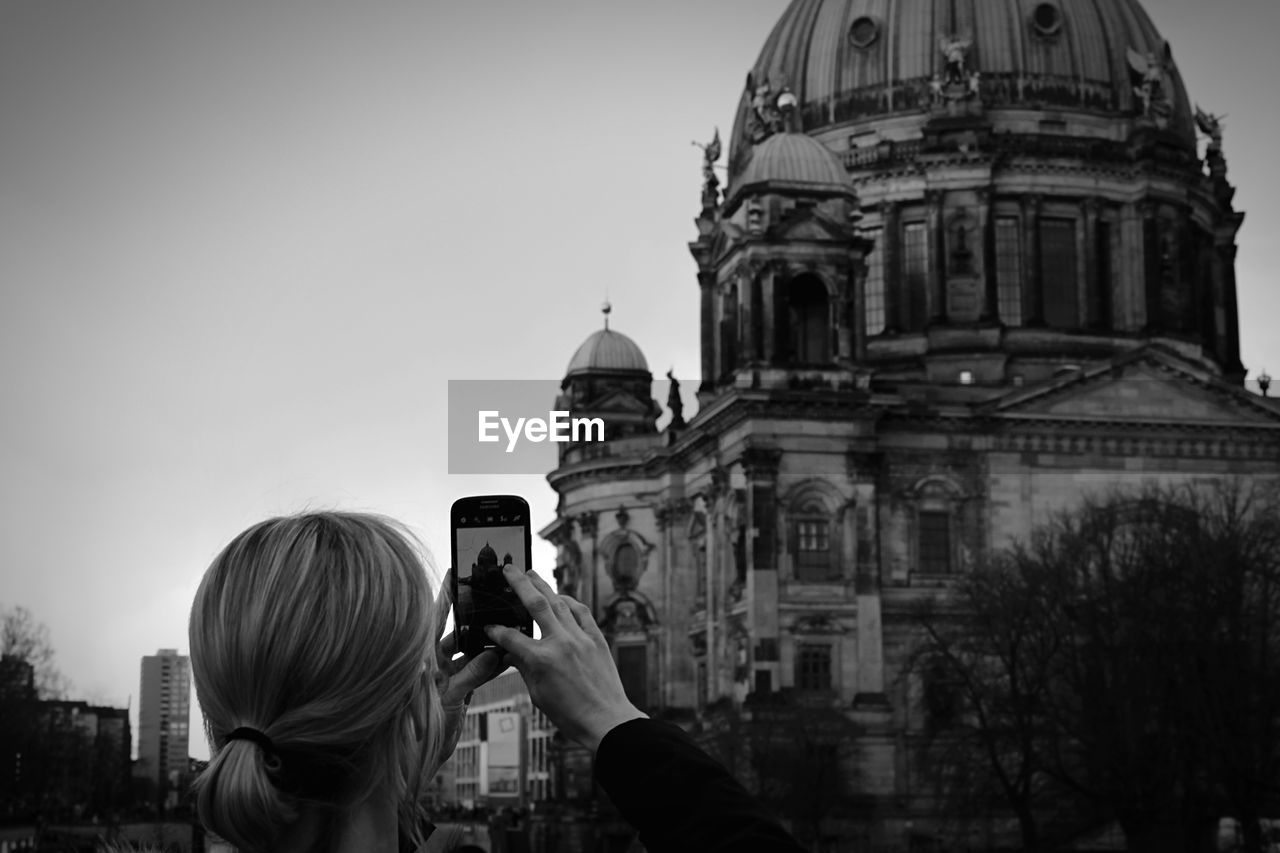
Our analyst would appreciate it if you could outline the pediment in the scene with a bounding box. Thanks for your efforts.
[989,350,1280,426]
[711,222,744,264]
[770,209,850,243]
[584,389,657,415]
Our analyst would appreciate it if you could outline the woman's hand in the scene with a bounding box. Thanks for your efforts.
[484,564,647,754]
[432,574,508,759]
[434,632,505,758]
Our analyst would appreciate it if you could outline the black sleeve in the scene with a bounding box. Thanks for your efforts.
[593,718,807,853]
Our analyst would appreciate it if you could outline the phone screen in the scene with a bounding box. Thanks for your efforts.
[455,524,527,623]
[451,496,533,655]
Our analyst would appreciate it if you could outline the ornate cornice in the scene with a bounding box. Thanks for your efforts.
[739,445,783,481]
[654,497,692,530]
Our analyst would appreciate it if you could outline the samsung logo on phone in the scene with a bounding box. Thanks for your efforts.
[477,411,604,453]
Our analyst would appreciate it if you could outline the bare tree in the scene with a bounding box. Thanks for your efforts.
[911,480,1280,853]
[910,552,1083,853]
[2,604,72,699]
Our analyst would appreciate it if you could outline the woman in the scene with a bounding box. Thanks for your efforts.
[189,511,805,852]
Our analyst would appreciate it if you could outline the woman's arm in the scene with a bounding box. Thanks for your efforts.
[595,718,807,853]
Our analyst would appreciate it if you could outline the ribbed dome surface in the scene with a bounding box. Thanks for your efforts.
[566,329,649,376]
[730,0,1195,168]
[734,131,853,193]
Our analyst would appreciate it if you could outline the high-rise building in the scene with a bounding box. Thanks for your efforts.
[540,0,1280,847]
[137,648,191,810]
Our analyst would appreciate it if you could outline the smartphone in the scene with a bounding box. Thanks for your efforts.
[450,495,535,657]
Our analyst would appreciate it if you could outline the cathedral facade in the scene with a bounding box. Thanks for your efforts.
[540,0,1280,845]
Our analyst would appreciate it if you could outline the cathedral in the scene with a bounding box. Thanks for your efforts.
[539,0,1280,845]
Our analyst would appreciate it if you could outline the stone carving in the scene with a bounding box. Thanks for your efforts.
[666,369,686,429]
[692,128,721,209]
[1195,106,1225,152]
[745,72,795,142]
[928,35,982,105]
[790,613,847,635]
[1128,46,1172,124]
[939,35,972,85]
[602,594,657,634]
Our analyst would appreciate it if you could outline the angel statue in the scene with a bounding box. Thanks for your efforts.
[746,72,785,140]
[1195,106,1225,152]
[1128,46,1168,119]
[939,34,973,86]
[692,128,722,186]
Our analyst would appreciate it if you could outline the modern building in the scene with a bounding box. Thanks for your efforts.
[540,0,1280,847]
[137,648,191,811]
[438,667,554,811]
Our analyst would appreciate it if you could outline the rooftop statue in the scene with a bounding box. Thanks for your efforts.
[745,72,787,142]
[1128,46,1171,123]
[666,369,685,430]
[938,34,972,86]
[1195,106,1225,152]
[692,128,722,202]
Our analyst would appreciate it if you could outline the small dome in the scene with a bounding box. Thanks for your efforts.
[733,131,852,195]
[566,328,650,376]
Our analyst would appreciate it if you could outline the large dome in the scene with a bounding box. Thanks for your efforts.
[729,0,1195,173]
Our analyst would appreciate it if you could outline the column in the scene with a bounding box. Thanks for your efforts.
[1022,195,1044,326]
[1217,237,1245,380]
[927,190,946,325]
[1140,201,1160,333]
[881,201,902,334]
[575,512,599,622]
[743,447,781,695]
[698,271,715,393]
[979,188,997,322]
[1081,199,1101,329]
[837,268,855,363]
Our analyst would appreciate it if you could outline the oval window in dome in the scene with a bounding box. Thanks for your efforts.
[849,16,880,49]
[1033,2,1063,36]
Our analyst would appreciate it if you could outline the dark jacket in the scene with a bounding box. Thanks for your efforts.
[595,717,807,852]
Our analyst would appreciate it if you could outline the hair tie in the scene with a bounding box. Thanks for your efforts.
[226,726,276,754]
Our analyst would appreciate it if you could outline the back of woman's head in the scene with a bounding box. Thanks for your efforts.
[189,511,451,852]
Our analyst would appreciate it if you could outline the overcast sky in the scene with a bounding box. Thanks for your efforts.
[2,0,1276,761]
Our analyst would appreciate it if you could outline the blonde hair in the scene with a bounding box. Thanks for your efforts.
[189,512,453,852]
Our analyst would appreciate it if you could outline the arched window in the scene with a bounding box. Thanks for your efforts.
[912,479,962,576]
[796,642,833,691]
[791,499,835,582]
[786,276,831,364]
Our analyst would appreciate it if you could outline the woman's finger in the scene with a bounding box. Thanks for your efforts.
[500,563,566,636]
[523,569,585,636]
[441,649,504,706]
